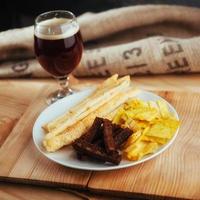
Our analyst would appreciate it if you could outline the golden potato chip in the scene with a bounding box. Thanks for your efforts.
[147,118,179,138]
[157,100,170,118]
[113,99,180,161]
[125,99,147,109]
[133,108,158,121]
[123,130,142,149]
[142,135,168,145]
[124,141,158,161]
[142,142,158,156]
[134,120,149,130]
[145,122,172,139]
[124,127,149,151]
[112,107,125,124]
[124,141,147,158]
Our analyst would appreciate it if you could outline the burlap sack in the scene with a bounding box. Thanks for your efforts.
[0,5,200,78]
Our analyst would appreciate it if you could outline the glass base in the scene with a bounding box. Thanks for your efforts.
[46,88,74,105]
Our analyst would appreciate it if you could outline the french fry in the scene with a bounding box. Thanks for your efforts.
[43,88,139,152]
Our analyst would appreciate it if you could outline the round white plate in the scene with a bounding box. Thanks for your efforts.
[33,88,179,171]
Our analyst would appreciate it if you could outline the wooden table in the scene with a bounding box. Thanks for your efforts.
[0,74,199,200]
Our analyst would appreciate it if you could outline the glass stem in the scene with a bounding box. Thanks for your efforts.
[56,75,73,97]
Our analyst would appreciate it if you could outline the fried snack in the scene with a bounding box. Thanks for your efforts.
[73,117,133,165]
[80,117,103,143]
[113,99,180,161]
[103,119,116,153]
[73,140,121,165]
[112,123,123,133]
[43,74,118,132]
[124,141,158,160]
[74,117,103,159]
[44,74,130,136]
[114,128,133,148]
[123,130,142,149]
[88,119,132,149]
[43,88,139,152]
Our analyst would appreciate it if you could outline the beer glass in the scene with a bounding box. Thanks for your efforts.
[34,10,83,104]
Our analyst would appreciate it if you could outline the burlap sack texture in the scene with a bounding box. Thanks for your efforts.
[0,5,200,78]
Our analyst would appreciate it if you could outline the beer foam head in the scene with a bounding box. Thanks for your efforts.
[35,18,79,40]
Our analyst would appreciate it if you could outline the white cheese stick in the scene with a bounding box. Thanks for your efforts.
[44,75,130,138]
[43,87,139,152]
[44,74,119,132]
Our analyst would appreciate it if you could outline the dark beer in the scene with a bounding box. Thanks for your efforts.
[34,18,83,77]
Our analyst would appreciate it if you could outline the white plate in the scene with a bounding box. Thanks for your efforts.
[33,88,179,171]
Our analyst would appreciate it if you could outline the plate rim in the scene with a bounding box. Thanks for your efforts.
[32,89,180,171]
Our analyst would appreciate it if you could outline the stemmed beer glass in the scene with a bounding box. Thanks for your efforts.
[34,10,83,104]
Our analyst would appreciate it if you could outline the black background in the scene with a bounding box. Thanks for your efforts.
[1,0,199,31]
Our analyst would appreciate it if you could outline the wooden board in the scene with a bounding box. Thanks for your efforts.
[0,182,128,200]
[0,85,91,189]
[0,81,43,146]
[88,91,200,199]
[0,85,199,199]
[0,183,83,200]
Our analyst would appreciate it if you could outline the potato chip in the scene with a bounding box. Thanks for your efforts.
[123,130,142,149]
[124,141,158,161]
[145,122,172,139]
[134,120,149,130]
[157,100,170,118]
[113,98,180,161]
[142,135,168,145]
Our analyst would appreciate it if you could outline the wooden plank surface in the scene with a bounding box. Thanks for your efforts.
[0,85,91,189]
[88,91,200,199]
[0,183,84,200]
[0,81,42,146]
[0,75,200,199]
[1,74,200,93]
[0,182,129,200]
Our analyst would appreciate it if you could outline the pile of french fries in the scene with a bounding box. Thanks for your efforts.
[43,74,138,152]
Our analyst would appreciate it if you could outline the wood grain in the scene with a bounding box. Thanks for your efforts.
[0,81,42,119]
[0,117,17,146]
[1,74,200,93]
[0,85,91,188]
[0,182,132,200]
[88,91,200,199]
[0,81,43,146]
[0,76,200,199]
[0,183,84,200]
